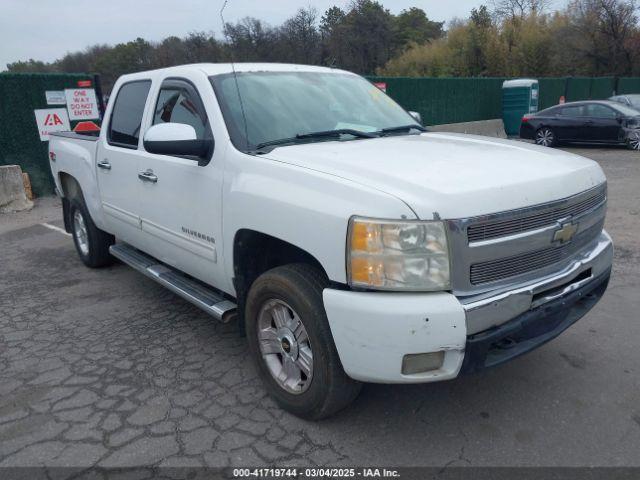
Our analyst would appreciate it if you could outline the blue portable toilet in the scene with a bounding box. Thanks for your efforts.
[502,79,539,136]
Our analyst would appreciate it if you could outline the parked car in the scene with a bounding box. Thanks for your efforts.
[48,64,612,419]
[609,93,640,110]
[520,100,640,150]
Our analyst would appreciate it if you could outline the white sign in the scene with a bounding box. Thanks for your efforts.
[65,88,99,120]
[45,90,66,105]
[34,108,71,141]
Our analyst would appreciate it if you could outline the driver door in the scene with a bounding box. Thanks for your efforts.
[136,74,226,288]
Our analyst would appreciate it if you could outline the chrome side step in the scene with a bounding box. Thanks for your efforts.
[110,243,237,322]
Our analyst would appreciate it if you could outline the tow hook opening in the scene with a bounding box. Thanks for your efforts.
[494,337,517,350]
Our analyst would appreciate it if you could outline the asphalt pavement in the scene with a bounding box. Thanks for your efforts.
[0,146,639,469]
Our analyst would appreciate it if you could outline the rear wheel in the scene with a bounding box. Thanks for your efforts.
[245,264,362,419]
[627,131,640,150]
[535,127,557,147]
[69,198,114,268]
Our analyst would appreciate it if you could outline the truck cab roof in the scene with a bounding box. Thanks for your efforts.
[117,63,351,83]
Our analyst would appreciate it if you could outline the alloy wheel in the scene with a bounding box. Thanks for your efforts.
[629,132,640,150]
[257,299,313,394]
[73,209,90,256]
[536,128,555,147]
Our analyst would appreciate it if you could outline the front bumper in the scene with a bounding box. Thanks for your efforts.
[323,231,613,383]
[460,267,610,374]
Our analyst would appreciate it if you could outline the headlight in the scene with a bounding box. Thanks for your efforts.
[347,217,451,291]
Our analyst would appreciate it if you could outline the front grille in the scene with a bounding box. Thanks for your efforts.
[470,220,604,285]
[467,187,606,243]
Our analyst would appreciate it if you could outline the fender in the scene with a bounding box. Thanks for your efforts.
[222,149,417,290]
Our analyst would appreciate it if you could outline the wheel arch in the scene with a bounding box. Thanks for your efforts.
[58,172,85,233]
[232,228,334,330]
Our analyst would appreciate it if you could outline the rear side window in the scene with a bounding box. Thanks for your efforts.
[108,81,152,148]
[585,104,617,118]
[559,105,586,117]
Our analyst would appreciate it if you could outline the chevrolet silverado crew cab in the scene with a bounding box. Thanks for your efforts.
[49,64,613,419]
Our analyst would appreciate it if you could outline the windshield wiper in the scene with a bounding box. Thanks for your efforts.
[295,128,378,140]
[378,124,427,135]
[253,137,301,151]
[253,129,377,152]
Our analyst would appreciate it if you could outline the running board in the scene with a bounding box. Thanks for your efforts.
[109,243,237,323]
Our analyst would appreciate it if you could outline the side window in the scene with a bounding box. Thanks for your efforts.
[152,80,210,140]
[560,106,585,117]
[585,104,617,119]
[108,81,151,148]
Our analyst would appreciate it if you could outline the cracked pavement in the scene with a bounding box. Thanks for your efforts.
[0,147,639,469]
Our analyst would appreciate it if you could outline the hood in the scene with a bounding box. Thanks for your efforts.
[262,132,606,219]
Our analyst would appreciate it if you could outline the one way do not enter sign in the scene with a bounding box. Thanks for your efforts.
[65,88,100,120]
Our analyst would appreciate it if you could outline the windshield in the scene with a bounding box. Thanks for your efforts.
[626,95,640,109]
[611,102,640,116]
[210,71,420,151]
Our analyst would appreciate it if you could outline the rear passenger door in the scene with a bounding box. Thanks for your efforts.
[97,80,151,246]
[583,104,621,142]
[136,74,227,288]
[556,105,585,141]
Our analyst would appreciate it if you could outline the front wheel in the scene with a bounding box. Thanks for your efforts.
[535,127,557,147]
[245,264,362,420]
[627,131,640,150]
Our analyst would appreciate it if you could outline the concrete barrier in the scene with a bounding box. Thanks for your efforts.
[429,119,507,138]
[0,165,34,213]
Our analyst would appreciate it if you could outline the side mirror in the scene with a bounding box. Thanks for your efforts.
[144,123,213,161]
[409,111,423,125]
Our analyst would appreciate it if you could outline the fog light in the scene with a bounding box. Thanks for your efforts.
[402,351,445,375]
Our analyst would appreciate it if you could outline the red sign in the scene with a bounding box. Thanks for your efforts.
[44,113,65,126]
[73,121,101,133]
[65,89,99,120]
[373,82,387,93]
[78,80,92,87]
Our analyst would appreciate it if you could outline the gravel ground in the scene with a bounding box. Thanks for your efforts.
[0,146,638,470]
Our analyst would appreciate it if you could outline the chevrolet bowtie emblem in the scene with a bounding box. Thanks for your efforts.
[553,221,579,244]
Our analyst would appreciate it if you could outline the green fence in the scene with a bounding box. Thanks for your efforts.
[369,76,640,126]
[618,77,640,94]
[0,73,95,197]
[368,76,505,126]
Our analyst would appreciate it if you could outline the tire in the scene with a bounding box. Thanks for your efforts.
[627,131,640,151]
[245,263,362,419]
[69,198,115,268]
[535,127,557,147]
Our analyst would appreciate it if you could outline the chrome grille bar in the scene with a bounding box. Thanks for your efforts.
[467,187,606,242]
[469,220,604,285]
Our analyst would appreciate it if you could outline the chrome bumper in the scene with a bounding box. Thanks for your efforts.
[461,231,613,335]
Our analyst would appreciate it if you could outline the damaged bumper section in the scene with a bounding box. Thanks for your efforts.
[323,231,613,384]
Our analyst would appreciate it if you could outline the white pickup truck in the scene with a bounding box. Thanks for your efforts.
[49,63,613,419]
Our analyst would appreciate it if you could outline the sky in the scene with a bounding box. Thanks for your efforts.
[0,0,567,71]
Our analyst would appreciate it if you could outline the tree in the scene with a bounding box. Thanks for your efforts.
[279,7,321,64]
[491,0,552,18]
[223,17,278,62]
[393,7,444,48]
[6,59,56,73]
[328,0,396,73]
[471,5,493,28]
[565,0,638,75]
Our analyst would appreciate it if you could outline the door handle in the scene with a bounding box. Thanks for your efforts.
[138,169,158,183]
[97,160,111,170]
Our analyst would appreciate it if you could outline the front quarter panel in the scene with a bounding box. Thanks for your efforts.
[223,149,417,287]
